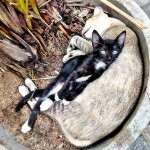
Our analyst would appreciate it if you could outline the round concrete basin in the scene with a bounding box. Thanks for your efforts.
[0,0,150,149]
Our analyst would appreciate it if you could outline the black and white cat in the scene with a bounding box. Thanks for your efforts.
[15,30,126,133]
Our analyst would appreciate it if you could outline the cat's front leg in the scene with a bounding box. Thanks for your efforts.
[54,82,72,105]
[57,72,77,98]
[55,76,76,105]
[67,35,92,54]
[63,50,85,63]
[56,71,88,105]
[63,81,88,101]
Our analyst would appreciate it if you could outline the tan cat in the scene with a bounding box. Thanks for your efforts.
[44,8,143,147]
[19,7,143,147]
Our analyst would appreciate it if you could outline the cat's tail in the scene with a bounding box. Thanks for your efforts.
[15,89,44,112]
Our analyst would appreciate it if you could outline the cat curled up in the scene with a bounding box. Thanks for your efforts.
[15,30,126,133]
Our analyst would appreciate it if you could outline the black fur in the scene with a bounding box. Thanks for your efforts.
[15,89,44,112]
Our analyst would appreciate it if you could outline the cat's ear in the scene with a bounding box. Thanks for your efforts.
[115,31,126,48]
[92,30,104,48]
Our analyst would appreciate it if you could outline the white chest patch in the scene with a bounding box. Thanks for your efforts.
[95,61,106,70]
[75,75,92,82]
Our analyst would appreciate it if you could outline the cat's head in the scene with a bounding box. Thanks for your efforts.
[92,30,126,65]
[82,7,110,39]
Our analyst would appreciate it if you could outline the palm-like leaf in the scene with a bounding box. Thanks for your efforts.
[0,2,24,34]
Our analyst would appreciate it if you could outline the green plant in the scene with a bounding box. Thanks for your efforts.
[7,0,40,30]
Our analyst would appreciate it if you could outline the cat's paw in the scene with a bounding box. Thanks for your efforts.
[63,50,85,63]
[55,93,61,101]
[62,99,70,105]
[25,78,37,91]
[21,119,31,133]
[18,85,29,97]
[63,54,71,63]
[40,98,53,111]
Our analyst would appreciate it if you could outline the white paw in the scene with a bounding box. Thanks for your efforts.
[18,85,29,97]
[62,55,70,63]
[55,93,61,101]
[62,99,70,105]
[66,47,72,54]
[40,98,53,111]
[25,78,37,91]
[21,120,31,133]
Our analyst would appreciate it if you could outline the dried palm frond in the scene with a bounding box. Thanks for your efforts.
[0,1,24,34]
[0,39,32,62]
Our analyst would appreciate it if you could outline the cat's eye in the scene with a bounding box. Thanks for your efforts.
[113,51,118,55]
[101,51,106,55]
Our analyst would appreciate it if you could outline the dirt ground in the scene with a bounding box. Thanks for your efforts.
[0,42,79,150]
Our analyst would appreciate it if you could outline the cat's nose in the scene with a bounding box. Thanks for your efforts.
[108,57,112,60]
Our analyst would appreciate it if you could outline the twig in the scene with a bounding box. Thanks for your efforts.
[29,10,52,30]
[7,63,29,78]
[32,76,56,80]
[60,21,70,30]
[27,28,47,53]
[74,16,85,24]
[66,0,83,3]
[39,0,52,8]
[100,0,147,29]
[47,4,72,39]
[34,31,48,52]
[0,67,5,73]
[67,3,84,7]
[41,9,70,30]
